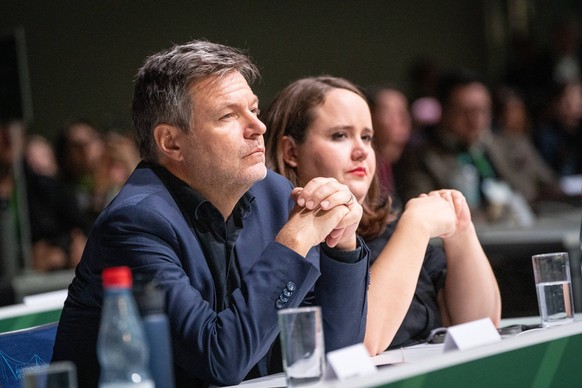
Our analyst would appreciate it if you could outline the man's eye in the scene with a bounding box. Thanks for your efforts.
[221,113,237,120]
[250,107,261,116]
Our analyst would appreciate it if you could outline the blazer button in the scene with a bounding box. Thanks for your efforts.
[283,288,292,298]
[276,299,285,309]
[286,282,296,292]
[279,295,289,303]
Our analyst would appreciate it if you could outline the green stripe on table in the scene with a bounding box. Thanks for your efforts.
[0,309,62,333]
[378,333,582,387]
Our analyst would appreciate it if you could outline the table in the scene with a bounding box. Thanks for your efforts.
[329,320,582,387]
[0,289,66,333]
[232,319,582,387]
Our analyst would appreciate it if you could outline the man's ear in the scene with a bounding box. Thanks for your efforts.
[280,135,298,167]
[154,124,183,161]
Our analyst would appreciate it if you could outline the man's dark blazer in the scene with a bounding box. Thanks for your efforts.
[52,164,369,387]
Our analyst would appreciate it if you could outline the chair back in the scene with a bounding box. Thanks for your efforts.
[0,322,58,388]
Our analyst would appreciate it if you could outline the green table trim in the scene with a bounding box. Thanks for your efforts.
[0,308,62,333]
[377,332,582,387]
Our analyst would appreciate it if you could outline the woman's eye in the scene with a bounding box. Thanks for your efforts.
[250,107,261,116]
[362,134,374,142]
[331,132,348,140]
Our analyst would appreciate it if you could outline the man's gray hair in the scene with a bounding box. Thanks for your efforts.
[131,40,260,161]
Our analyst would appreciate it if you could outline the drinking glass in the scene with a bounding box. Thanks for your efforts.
[532,252,575,328]
[278,306,325,387]
[22,361,78,388]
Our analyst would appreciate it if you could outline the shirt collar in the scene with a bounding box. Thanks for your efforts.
[143,161,254,227]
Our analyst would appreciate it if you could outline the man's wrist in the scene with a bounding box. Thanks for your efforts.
[321,237,363,264]
[275,229,311,258]
[335,234,357,251]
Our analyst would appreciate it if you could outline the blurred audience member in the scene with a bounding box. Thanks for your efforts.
[365,86,411,206]
[55,119,105,225]
[408,56,442,144]
[411,97,441,132]
[92,131,140,211]
[506,16,582,123]
[24,134,59,177]
[534,81,582,177]
[493,85,532,136]
[546,17,582,85]
[492,85,562,204]
[396,69,557,222]
[410,96,441,139]
[0,120,27,304]
[1,121,88,280]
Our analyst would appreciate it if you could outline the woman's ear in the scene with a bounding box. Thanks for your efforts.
[280,136,298,167]
[154,124,182,161]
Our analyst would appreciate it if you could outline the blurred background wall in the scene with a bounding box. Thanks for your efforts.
[1,0,581,137]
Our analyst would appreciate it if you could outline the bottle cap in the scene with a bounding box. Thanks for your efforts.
[102,266,132,288]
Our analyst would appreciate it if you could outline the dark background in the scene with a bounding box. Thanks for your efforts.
[1,0,581,137]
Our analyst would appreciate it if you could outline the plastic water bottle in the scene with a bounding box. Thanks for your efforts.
[97,266,154,388]
[134,277,175,388]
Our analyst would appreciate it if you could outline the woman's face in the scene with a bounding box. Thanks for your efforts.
[557,82,582,130]
[372,89,411,162]
[291,88,375,203]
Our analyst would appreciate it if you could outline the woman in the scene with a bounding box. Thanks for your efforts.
[365,86,412,201]
[262,76,501,355]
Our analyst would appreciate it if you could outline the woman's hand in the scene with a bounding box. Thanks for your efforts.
[403,192,457,239]
[427,189,473,239]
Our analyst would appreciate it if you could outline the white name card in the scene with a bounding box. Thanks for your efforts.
[326,343,377,380]
[444,318,501,352]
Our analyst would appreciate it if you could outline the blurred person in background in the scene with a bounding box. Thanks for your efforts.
[407,56,442,145]
[25,134,59,177]
[409,96,441,144]
[505,16,582,124]
[55,119,105,226]
[491,85,564,205]
[56,122,140,223]
[91,131,141,212]
[0,119,27,305]
[0,121,87,284]
[365,86,412,209]
[534,80,582,177]
[396,68,559,222]
[539,17,582,86]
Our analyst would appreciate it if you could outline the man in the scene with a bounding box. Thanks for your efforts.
[395,69,558,219]
[52,40,369,387]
